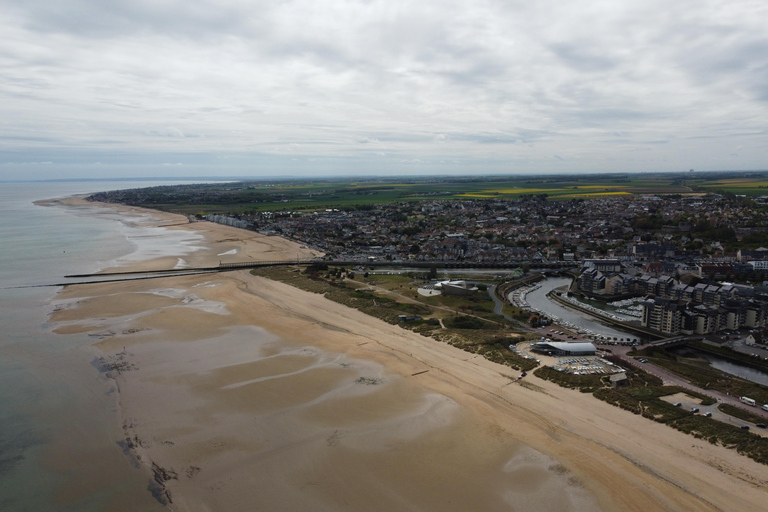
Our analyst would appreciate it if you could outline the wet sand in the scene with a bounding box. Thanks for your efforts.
[48,199,768,511]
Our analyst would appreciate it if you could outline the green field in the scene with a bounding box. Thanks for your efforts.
[694,176,768,196]
[88,171,768,214]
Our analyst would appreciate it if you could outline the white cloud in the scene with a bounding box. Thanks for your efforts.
[0,1,767,179]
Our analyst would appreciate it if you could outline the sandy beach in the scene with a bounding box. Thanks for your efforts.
[48,199,768,511]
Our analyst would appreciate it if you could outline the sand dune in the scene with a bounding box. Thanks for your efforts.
[48,199,768,511]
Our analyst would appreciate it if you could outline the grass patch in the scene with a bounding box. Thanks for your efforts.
[448,315,487,329]
[718,403,766,424]
[533,367,605,392]
[635,346,768,404]
[477,338,540,371]
[687,340,768,372]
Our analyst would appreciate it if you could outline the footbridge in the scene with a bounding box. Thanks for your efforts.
[646,335,690,349]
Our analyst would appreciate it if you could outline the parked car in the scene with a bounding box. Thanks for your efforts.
[674,402,681,407]
[756,423,766,429]
[704,412,712,417]
[741,425,750,430]
[691,407,699,413]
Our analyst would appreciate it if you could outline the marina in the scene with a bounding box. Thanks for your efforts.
[509,277,643,344]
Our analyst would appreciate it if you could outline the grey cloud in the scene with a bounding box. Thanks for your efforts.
[565,108,660,125]
[2,1,768,181]
[548,43,620,73]
[438,132,543,145]
[6,0,256,39]
[0,134,61,143]
[679,38,768,102]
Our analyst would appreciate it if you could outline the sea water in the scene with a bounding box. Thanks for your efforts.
[0,180,212,511]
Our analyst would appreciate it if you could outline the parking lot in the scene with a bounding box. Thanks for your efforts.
[552,356,626,375]
[658,393,768,436]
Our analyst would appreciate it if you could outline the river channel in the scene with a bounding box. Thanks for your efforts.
[521,277,641,340]
[671,347,768,387]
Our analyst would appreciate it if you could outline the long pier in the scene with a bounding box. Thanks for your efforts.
[65,259,578,279]
[64,259,317,278]
[17,258,581,290]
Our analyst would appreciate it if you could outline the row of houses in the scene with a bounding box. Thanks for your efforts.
[578,260,768,300]
[577,259,768,335]
[204,214,251,230]
[641,297,768,334]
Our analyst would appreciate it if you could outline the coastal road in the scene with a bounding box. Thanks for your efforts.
[610,345,768,432]
[488,285,526,327]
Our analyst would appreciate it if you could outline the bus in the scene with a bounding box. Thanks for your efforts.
[740,396,757,406]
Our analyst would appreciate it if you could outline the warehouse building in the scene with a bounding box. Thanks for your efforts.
[531,341,597,356]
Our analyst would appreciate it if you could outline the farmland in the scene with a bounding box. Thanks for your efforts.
[87,171,768,215]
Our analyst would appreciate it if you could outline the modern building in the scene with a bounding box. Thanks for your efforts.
[435,280,479,296]
[641,298,685,334]
[531,341,597,356]
[640,297,768,335]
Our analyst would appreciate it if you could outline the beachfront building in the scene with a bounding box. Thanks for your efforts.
[435,280,479,296]
[531,341,596,356]
[205,214,251,230]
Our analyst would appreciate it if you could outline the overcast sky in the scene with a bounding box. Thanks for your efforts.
[2,0,767,180]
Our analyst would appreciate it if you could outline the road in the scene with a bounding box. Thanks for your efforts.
[610,345,768,434]
[488,285,525,326]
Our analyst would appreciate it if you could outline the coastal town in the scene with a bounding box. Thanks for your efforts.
[194,191,768,338]
[230,193,768,268]
[90,183,768,338]
[86,183,768,463]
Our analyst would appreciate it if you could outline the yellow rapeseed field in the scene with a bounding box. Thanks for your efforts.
[568,185,629,189]
[559,191,632,198]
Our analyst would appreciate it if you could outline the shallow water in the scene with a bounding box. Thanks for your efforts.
[0,180,211,511]
[0,181,606,511]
